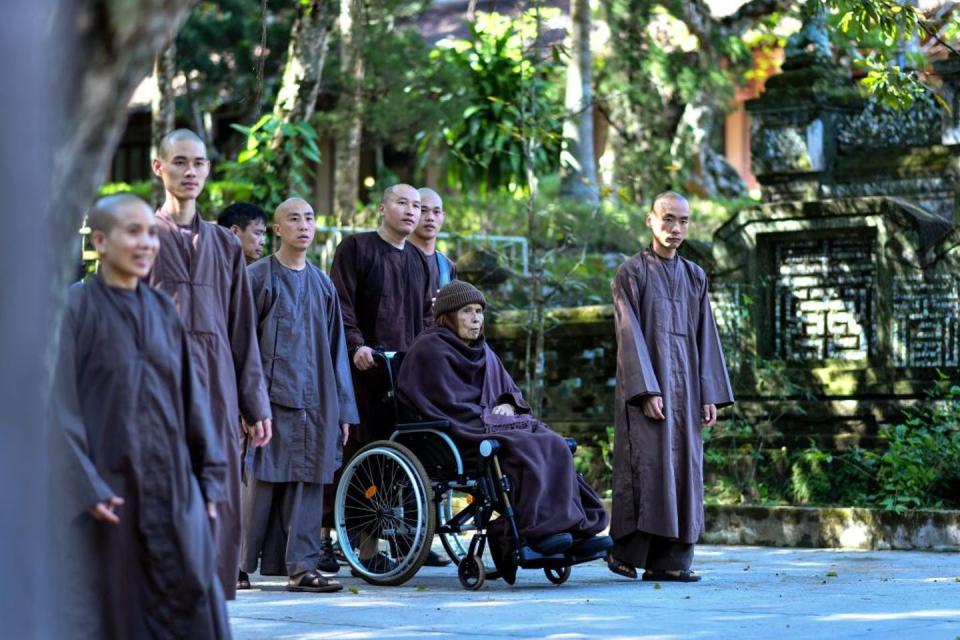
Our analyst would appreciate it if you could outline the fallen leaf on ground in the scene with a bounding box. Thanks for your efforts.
[826,571,838,577]
[348,587,359,594]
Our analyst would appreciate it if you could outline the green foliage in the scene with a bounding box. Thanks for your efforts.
[220,114,321,211]
[822,0,940,110]
[866,377,960,512]
[702,370,960,510]
[574,425,615,500]
[423,11,565,193]
[176,0,295,128]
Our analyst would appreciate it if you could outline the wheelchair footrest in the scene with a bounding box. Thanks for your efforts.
[516,545,566,568]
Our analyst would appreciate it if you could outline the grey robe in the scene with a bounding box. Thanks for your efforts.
[51,276,230,639]
[611,248,734,545]
[149,211,271,600]
[246,256,359,483]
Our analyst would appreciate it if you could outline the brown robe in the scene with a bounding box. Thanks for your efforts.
[396,327,608,540]
[51,276,230,639]
[329,231,433,443]
[149,211,271,599]
[610,248,734,546]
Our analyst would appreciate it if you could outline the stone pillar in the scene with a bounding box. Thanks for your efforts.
[745,14,862,203]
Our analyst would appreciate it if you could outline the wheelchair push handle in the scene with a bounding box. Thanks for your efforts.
[370,349,398,364]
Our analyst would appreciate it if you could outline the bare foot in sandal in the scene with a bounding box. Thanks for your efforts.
[287,569,343,592]
[606,553,638,579]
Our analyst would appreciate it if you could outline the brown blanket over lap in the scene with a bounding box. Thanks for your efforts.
[396,327,608,541]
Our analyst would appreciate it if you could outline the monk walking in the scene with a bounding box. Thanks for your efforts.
[241,198,358,592]
[150,129,272,599]
[608,191,734,582]
[52,194,230,638]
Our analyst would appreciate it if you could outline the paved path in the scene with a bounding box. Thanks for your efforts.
[229,545,960,638]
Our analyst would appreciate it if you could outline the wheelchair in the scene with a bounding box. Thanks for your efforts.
[333,351,610,590]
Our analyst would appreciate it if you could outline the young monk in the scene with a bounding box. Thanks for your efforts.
[150,129,272,599]
[326,183,438,571]
[410,188,457,294]
[241,198,358,593]
[51,194,230,638]
[608,191,734,582]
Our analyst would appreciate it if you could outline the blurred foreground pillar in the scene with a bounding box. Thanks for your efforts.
[0,1,60,636]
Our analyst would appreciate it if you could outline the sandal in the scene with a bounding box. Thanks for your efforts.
[287,569,343,592]
[237,570,251,590]
[642,569,701,582]
[606,553,638,580]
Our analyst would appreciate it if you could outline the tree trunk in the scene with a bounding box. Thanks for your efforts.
[2,1,195,636]
[151,42,177,205]
[273,0,333,127]
[269,0,334,196]
[559,0,599,206]
[333,0,365,227]
[50,0,198,289]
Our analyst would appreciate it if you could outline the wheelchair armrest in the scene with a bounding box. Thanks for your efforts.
[394,420,451,432]
[565,437,577,454]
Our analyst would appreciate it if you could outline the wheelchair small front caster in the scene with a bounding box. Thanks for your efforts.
[458,554,486,590]
[544,565,571,585]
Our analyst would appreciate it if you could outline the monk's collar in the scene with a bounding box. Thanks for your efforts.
[648,244,678,261]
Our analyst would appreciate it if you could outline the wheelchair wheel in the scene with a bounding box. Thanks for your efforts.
[544,565,571,585]
[437,489,475,565]
[458,554,486,590]
[438,490,501,578]
[334,441,435,586]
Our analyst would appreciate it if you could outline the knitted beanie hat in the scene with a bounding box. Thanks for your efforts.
[433,280,486,319]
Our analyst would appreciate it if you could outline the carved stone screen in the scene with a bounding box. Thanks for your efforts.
[892,274,960,368]
[772,237,877,362]
[711,282,744,370]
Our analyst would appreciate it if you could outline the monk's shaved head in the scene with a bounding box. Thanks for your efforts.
[417,187,441,203]
[88,194,153,233]
[651,190,689,215]
[157,128,206,160]
[382,183,418,205]
[273,197,312,223]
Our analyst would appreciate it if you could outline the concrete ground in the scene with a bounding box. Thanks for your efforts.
[229,544,960,639]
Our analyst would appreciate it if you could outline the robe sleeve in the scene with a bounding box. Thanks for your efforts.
[179,318,228,503]
[485,348,531,413]
[49,305,114,517]
[330,236,364,350]
[612,261,661,404]
[697,277,735,409]
[326,279,360,425]
[420,253,435,330]
[227,238,271,424]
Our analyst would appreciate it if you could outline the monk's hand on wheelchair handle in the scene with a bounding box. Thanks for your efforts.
[643,395,665,421]
[353,346,376,370]
[340,423,350,446]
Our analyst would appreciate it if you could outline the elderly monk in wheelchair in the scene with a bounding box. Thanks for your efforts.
[396,280,612,560]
